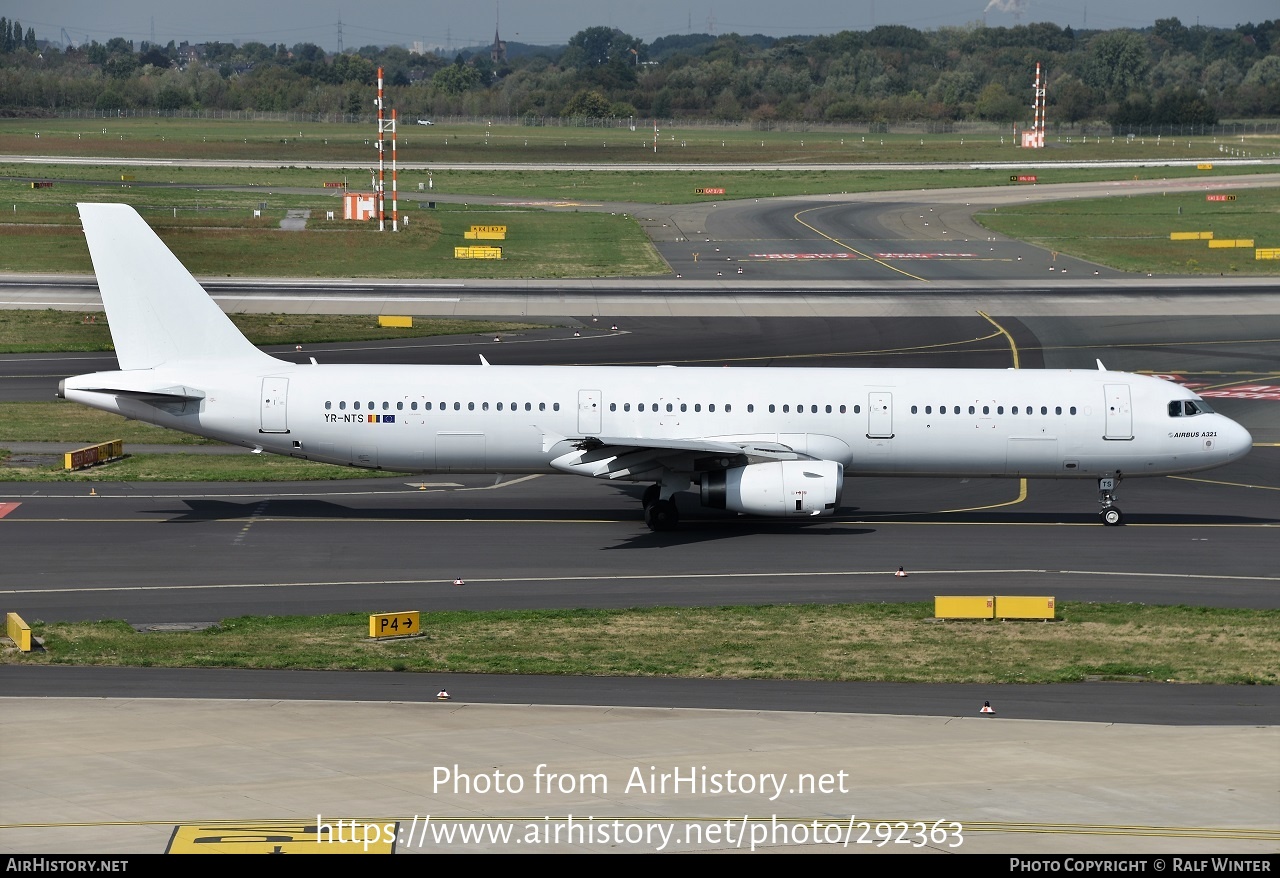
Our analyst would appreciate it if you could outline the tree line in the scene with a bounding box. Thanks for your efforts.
[1,18,1278,129]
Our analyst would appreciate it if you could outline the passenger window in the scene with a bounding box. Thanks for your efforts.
[609,403,615,412]
[680,403,686,412]
[497,403,504,411]
[825,405,832,413]
[953,406,961,414]
[354,401,361,410]
[411,402,418,411]
[769,404,776,413]
[1041,406,1048,415]
[811,405,818,413]
[483,402,490,411]
[382,402,389,411]
[969,406,975,414]
[624,403,631,412]
[539,403,546,411]
[747,404,754,413]
[553,403,560,411]
[1055,406,1061,415]
[454,402,461,410]
[397,401,403,411]
[710,404,717,412]
[725,404,731,412]
[638,403,645,412]
[925,406,931,414]
[325,401,332,410]
[783,405,790,413]
[998,406,1004,414]
[1012,406,1018,414]
[982,406,990,415]
[525,403,532,411]
[694,404,701,412]
[1070,406,1076,415]
[911,405,918,414]
[854,405,860,413]
[839,404,846,414]
[368,401,374,410]
[339,401,346,410]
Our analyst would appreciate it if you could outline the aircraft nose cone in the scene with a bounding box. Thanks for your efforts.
[1224,417,1253,459]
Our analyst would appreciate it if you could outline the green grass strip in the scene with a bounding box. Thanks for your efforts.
[11,603,1277,685]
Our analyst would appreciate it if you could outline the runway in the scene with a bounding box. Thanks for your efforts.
[2,183,1279,854]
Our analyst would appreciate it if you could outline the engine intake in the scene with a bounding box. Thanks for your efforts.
[700,460,844,517]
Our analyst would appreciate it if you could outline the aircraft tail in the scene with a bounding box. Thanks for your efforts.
[78,203,276,370]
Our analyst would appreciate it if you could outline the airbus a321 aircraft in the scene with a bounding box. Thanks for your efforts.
[60,203,1253,530]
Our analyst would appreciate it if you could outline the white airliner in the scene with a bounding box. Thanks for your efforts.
[60,203,1253,530]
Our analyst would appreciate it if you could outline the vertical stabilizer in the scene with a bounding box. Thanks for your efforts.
[78,203,276,370]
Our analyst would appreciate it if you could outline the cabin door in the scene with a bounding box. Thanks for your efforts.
[260,378,289,433]
[1103,384,1133,440]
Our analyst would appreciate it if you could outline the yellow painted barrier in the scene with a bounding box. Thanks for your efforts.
[64,439,124,471]
[934,596,994,619]
[369,611,421,639]
[378,315,412,328]
[470,225,507,234]
[6,612,32,652]
[1207,239,1254,248]
[1197,163,1214,170]
[1256,248,1280,260]
[994,596,1056,620]
[1170,231,1213,240]
[464,230,506,240]
[454,246,502,259]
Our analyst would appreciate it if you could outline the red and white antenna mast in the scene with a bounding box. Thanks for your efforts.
[376,66,386,230]
[391,108,399,231]
[374,67,399,231]
[1031,61,1045,148]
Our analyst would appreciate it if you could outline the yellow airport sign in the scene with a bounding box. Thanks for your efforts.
[934,596,994,619]
[1170,231,1212,240]
[369,611,420,639]
[378,315,413,328]
[1256,248,1280,260]
[454,245,502,259]
[1208,239,1254,248]
[995,596,1056,620]
[1197,163,1214,170]
[65,439,124,471]
[167,820,397,853]
[6,613,31,652]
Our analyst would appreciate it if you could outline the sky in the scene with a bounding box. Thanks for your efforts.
[6,1,1277,53]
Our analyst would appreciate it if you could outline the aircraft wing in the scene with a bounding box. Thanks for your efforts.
[549,435,809,480]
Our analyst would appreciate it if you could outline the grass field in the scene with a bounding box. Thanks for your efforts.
[0,452,398,481]
[6,159,1280,207]
[5,116,1279,167]
[0,309,548,353]
[0,196,667,278]
[9,603,1277,685]
[976,187,1280,274]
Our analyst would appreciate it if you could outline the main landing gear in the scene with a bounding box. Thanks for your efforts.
[642,483,680,532]
[1098,476,1123,526]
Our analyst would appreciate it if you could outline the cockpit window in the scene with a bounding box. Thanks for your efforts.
[1169,399,1214,417]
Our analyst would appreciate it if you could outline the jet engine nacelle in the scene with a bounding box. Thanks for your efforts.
[700,459,844,517]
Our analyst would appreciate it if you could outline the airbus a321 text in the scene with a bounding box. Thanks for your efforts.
[60,203,1253,530]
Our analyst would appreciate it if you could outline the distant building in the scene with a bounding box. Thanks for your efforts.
[177,41,203,65]
[490,26,506,65]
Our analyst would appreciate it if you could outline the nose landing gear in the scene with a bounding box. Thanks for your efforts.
[1098,476,1123,526]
